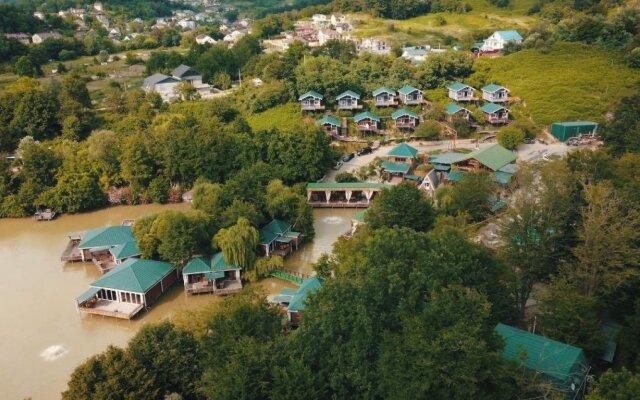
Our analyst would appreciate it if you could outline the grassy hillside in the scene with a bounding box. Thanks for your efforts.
[470,42,640,125]
[245,102,309,131]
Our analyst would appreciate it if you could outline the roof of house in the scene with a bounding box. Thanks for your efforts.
[143,73,178,89]
[447,82,473,91]
[79,226,136,249]
[552,121,598,127]
[109,241,141,260]
[354,111,380,122]
[90,258,175,293]
[171,64,200,78]
[306,182,388,190]
[446,170,466,182]
[183,256,211,275]
[287,277,322,313]
[387,143,419,158]
[382,161,411,174]
[298,90,323,100]
[495,30,523,41]
[445,103,469,115]
[482,84,508,93]
[481,103,509,114]
[372,87,396,96]
[431,152,465,165]
[316,115,341,126]
[495,323,589,389]
[210,252,239,271]
[454,144,516,171]
[336,90,360,100]
[260,219,292,245]
[391,108,419,120]
[183,252,240,275]
[398,85,422,95]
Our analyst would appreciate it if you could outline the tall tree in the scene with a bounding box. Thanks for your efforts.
[365,182,436,232]
[214,217,259,271]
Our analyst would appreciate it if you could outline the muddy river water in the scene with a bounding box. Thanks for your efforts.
[0,205,356,399]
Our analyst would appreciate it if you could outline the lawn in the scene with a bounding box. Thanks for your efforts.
[470,42,640,125]
[245,102,310,131]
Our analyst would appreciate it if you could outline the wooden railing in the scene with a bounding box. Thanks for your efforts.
[270,269,313,285]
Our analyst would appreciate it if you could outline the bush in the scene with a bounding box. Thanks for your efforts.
[497,127,525,150]
[414,120,442,140]
[628,47,640,69]
[335,172,359,183]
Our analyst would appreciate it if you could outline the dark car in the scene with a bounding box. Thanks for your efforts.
[524,138,535,144]
[356,146,372,156]
[342,152,355,162]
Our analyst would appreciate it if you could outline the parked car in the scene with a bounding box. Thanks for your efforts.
[356,146,372,156]
[342,153,355,162]
[537,139,548,145]
[333,161,343,170]
[524,138,535,144]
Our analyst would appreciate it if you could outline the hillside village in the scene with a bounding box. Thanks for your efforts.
[1,0,640,399]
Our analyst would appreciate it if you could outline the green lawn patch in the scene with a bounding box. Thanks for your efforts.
[471,42,640,125]
[245,102,308,131]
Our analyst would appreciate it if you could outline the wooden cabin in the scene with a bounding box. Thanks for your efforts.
[273,277,322,325]
[482,84,509,103]
[447,82,476,102]
[316,115,342,137]
[372,87,398,107]
[445,103,471,122]
[382,143,419,179]
[73,226,141,274]
[336,90,362,110]
[259,219,303,257]
[354,111,381,134]
[182,252,242,296]
[391,108,420,130]
[75,258,177,320]
[298,90,325,111]
[481,103,510,124]
[398,85,424,105]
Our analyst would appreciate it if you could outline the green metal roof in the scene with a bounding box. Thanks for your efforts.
[211,252,239,271]
[79,226,136,249]
[316,115,341,127]
[352,209,368,223]
[76,286,100,303]
[447,82,472,91]
[496,323,589,391]
[386,143,418,158]
[454,144,516,171]
[183,256,212,275]
[445,103,469,115]
[280,288,298,296]
[382,161,411,174]
[287,277,322,313]
[372,87,396,96]
[405,174,423,182]
[494,171,514,185]
[391,108,419,120]
[306,182,387,190]
[398,85,422,95]
[298,90,323,100]
[432,152,465,165]
[482,84,507,93]
[109,241,141,261]
[552,121,598,127]
[260,219,291,245]
[600,320,623,363]
[354,111,380,122]
[446,170,466,182]
[90,258,175,293]
[481,103,509,114]
[336,90,360,100]
[273,294,293,303]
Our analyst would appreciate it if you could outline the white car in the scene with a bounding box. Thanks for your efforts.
[333,161,343,170]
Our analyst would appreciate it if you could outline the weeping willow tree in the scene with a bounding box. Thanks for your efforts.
[213,217,259,271]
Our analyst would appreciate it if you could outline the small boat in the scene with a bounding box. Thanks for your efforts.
[34,208,57,221]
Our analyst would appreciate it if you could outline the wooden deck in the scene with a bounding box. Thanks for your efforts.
[78,299,144,320]
[60,239,89,262]
[185,280,243,296]
[308,201,370,208]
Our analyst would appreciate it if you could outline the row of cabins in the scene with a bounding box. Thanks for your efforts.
[446,82,511,124]
[317,109,420,137]
[299,85,425,112]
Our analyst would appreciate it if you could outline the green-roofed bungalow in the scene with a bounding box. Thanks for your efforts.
[482,84,509,103]
[75,258,178,320]
[274,277,322,325]
[298,90,325,111]
[496,323,590,397]
[336,90,363,110]
[447,82,476,102]
[382,161,411,175]
[452,144,516,172]
[392,109,419,130]
[372,87,398,107]
[316,115,342,137]
[481,103,510,124]
[387,143,418,161]
[259,219,302,257]
[398,85,424,105]
[74,225,141,274]
[354,111,381,133]
[445,103,471,122]
[182,252,242,295]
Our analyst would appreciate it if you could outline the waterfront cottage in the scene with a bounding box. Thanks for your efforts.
[273,277,322,325]
[354,111,381,134]
[298,91,325,111]
[398,85,424,105]
[316,115,342,137]
[75,258,177,320]
[372,87,398,107]
[259,219,303,257]
[447,82,476,102]
[182,253,242,295]
[63,225,141,273]
[482,84,509,103]
[495,323,590,397]
[336,90,362,110]
[445,103,471,122]
[481,103,510,124]
[391,108,420,130]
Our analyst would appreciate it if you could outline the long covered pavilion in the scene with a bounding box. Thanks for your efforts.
[306,182,388,207]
